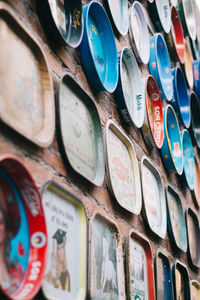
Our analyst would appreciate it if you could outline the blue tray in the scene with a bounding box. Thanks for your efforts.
[79,1,118,92]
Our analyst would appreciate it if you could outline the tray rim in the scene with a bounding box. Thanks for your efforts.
[173,260,190,300]
[106,0,129,36]
[191,279,200,297]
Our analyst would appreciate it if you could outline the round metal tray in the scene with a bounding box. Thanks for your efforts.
[148,0,171,34]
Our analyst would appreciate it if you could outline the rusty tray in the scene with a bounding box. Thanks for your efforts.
[155,251,174,300]
[126,230,155,300]
[173,261,190,300]
[191,280,200,300]
[0,1,55,147]
[89,212,125,299]
[56,74,105,186]
[105,120,142,215]
[186,208,200,268]
[166,185,187,253]
[42,181,87,300]
[141,156,167,239]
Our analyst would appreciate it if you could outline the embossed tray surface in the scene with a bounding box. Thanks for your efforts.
[105,120,142,214]
[141,156,167,239]
[0,1,55,147]
[42,181,87,300]
[173,261,190,300]
[57,74,105,186]
[166,185,187,253]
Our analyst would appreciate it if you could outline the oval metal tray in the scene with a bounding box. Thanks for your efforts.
[141,156,167,239]
[42,181,87,300]
[173,261,190,300]
[182,39,194,89]
[105,120,142,215]
[56,74,105,187]
[148,0,171,34]
[0,1,55,147]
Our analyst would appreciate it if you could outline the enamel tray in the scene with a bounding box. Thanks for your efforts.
[182,39,194,89]
[177,0,196,40]
[155,251,174,300]
[166,185,187,253]
[126,230,155,300]
[148,0,171,34]
[189,92,200,149]
[42,181,87,300]
[89,212,125,299]
[37,0,83,47]
[56,74,105,186]
[0,1,55,147]
[0,155,47,300]
[141,156,167,239]
[185,208,200,268]
[129,1,150,64]
[115,47,145,128]
[193,156,200,208]
[105,0,129,36]
[172,261,190,300]
[105,120,142,215]
[191,280,200,300]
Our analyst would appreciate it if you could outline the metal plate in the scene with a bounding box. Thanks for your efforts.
[42,181,87,300]
[189,92,200,149]
[191,280,200,300]
[193,157,200,207]
[166,185,187,253]
[178,0,196,40]
[186,208,200,268]
[105,120,142,215]
[0,155,47,300]
[57,74,105,187]
[0,2,55,148]
[89,213,123,299]
[182,39,194,89]
[173,261,190,300]
[126,230,155,300]
[141,156,167,239]
[105,0,129,36]
[148,0,171,33]
[155,251,174,300]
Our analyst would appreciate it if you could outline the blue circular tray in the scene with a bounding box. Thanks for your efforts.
[193,60,200,99]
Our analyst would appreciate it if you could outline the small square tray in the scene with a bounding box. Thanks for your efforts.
[173,261,190,300]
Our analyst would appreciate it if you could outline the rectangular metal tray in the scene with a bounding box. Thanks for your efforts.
[173,261,190,300]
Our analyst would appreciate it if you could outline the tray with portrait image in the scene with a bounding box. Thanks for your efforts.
[41,180,87,300]
[0,1,55,148]
[172,261,190,300]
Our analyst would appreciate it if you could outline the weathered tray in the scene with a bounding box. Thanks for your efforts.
[0,1,55,147]
[191,280,200,300]
[155,251,174,300]
[42,181,87,300]
[56,74,105,186]
[141,156,167,239]
[126,230,155,300]
[166,185,187,253]
[172,261,190,300]
[193,156,200,207]
[89,212,125,299]
[185,208,200,268]
[105,120,142,215]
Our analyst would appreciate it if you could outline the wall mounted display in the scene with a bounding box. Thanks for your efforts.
[166,185,187,253]
[105,0,128,36]
[115,47,145,128]
[160,105,183,175]
[155,251,174,300]
[148,0,171,34]
[42,181,87,300]
[0,1,55,148]
[56,74,105,187]
[193,157,200,208]
[149,33,173,101]
[89,213,123,299]
[142,75,164,150]
[185,208,200,268]
[191,280,200,300]
[0,155,47,300]
[36,0,83,47]
[189,92,200,148]
[172,261,190,300]
[193,60,200,99]
[165,5,185,64]
[126,230,155,300]
[177,0,197,40]
[182,39,194,89]
[79,1,118,92]
[181,129,195,190]
[141,156,167,239]
[105,120,142,215]
[171,67,190,129]
[129,1,150,64]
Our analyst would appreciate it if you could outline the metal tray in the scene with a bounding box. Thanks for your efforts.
[155,251,174,300]
[191,280,200,300]
[141,156,167,239]
[185,208,200,268]
[177,0,196,40]
[42,181,87,300]
[193,156,200,207]
[172,261,190,300]
[193,60,200,99]
[105,120,142,215]
[189,92,200,149]
[182,39,194,89]
[89,212,125,299]
[56,74,105,187]
[0,2,55,148]
[148,0,171,34]
[126,230,155,300]
[166,185,187,253]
